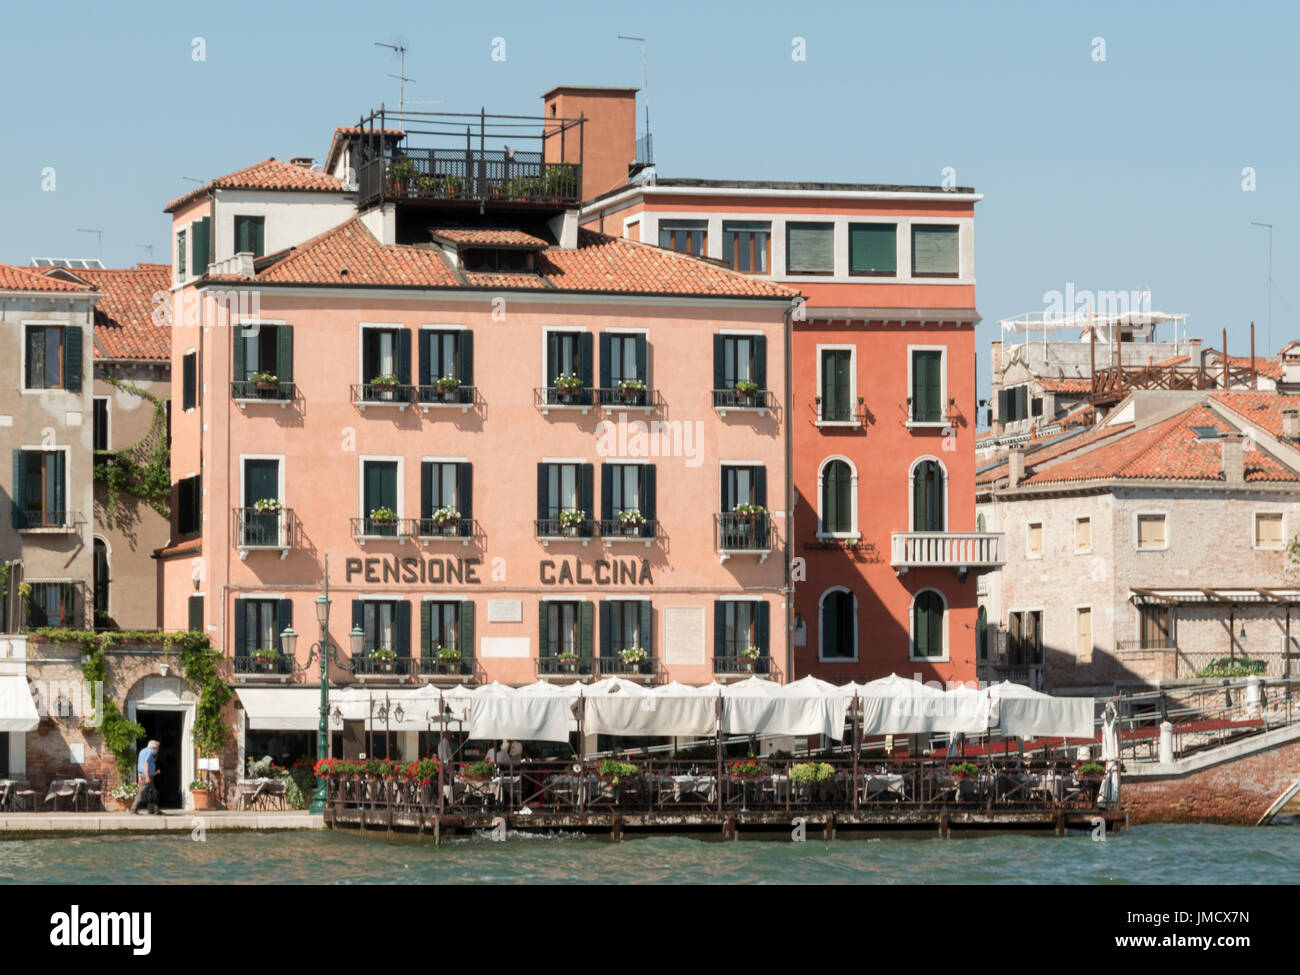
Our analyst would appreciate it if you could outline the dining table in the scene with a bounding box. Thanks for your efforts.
[43,778,89,811]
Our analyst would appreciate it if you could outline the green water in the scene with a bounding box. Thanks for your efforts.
[1,823,1297,884]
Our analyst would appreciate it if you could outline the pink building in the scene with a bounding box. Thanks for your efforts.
[157,110,794,762]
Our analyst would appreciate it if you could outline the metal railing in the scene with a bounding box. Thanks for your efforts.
[415,655,477,681]
[233,653,294,677]
[409,517,475,541]
[536,516,596,540]
[351,517,406,540]
[234,507,294,550]
[890,531,1005,568]
[351,383,414,405]
[816,398,863,423]
[358,151,581,207]
[712,388,775,411]
[595,518,658,541]
[231,380,296,402]
[713,654,778,677]
[535,385,594,408]
[415,384,476,407]
[591,656,660,680]
[594,386,661,410]
[536,655,596,678]
[350,654,415,678]
[906,399,952,424]
[715,512,774,553]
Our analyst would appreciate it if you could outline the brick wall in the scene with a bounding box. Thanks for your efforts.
[1122,737,1300,826]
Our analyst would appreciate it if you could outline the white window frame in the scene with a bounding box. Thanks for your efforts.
[905,344,948,429]
[1134,510,1169,552]
[816,455,860,540]
[358,454,404,536]
[908,587,949,663]
[815,343,857,428]
[817,586,858,663]
[907,455,949,532]
[238,453,286,507]
[1026,521,1044,560]
[17,442,73,532]
[1253,510,1285,551]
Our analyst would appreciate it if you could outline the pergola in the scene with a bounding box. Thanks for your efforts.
[1130,587,1300,673]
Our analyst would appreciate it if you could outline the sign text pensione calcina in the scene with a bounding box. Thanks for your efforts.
[346,557,482,584]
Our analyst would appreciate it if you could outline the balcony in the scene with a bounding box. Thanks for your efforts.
[536,516,595,546]
[409,517,477,547]
[231,379,296,408]
[415,655,478,685]
[596,518,658,547]
[233,507,295,559]
[713,655,779,681]
[536,655,596,681]
[351,516,408,545]
[14,510,80,533]
[350,654,414,683]
[351,383,414,411]
[904,399,957,428]
[232,653,295,682]
[595,385,663,414]
[715,512,774,562]
[535,386,594,415]
[815,397,866,428]
[712,388,775,417]
[415,384,477,413]
[890,532,1005,578]
[591,656,660,683]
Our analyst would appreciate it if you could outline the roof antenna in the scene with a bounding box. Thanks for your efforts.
[375,39,413,123]
[618,35,654,173]
[77,228,103,265]
[137,244,154,261]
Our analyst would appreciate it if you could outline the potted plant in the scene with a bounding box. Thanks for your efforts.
[440,175,463,199]
[251,647,281,673]
[253,497,282,514]
[618,646,647,671]
[554,372,585,404]
[435,374,461,402]
[559,508,586,537]
[790,762,834,787]
[386,156,418,195]
[739,645,762,673]
[618,508,644,536]
[371,646,397,673]
[619,378,646,405]
[733,503,766,539]
[435,645,462,674]
[431,506,461,536]
[251,370,278,395]
[556,650,579,673]
[597,758,638,786]
[460,759,496,783]
[369,506,398,533]
[189,778,213,811]
[728,758,765,780]
[734,379,759,404]
[108,783,137,812]
[1074,761,1105,782]
[371,374,399,401]
[410,757,441,786]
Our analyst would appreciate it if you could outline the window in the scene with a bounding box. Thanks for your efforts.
[28,582,78,628]
[93,538,109,620]
[241,458,281,546]
[25,324,81,391]
[421,461,471,533]
[998,385,1030,423]
[786,222,834,275]
[601,463,655,536]
[910,349,944,422]
[13,450,67,529]
[1137,513,1167,550]
[849,223,896,276]
[977,606,989,660]
[1076,607,1093,664]
[182,352,197,411]
[722,221,770,273]
[821,459,853,534]
[177,475,201,535]
[361,326,411,387]
[912,590,945,659]
[233,324,293,390]
[362,460,399,535]
[1027,522,1043,558]
[1139,605,1172,649]
[1255,512,1284,549]
[658,220,707,255]
[820,589,856,660]
[236,599,284,655]
[357,600,403,654]
[422,601,461,655]
[176,228,187,280]
[1008,610,1043,666]
[911,225,959,277]
[537,462,594,535]
[234,215,266,258]
[93,398,109,452]
[911,459,945,532]
[1075,517,1092,553]
[601,600,652,659]
[713,334,767,395]
[721,465,766,512]
[541,600,592,657]
[716,600,769,656]
[187,594,204,633]
[820,349,853,421]
[418,329,472,393]
[545,330,592,398]
[599,332,647,391]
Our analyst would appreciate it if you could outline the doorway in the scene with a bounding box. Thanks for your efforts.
[136,710,184,809]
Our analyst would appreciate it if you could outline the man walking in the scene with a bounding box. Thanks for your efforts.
[130,740,161,814]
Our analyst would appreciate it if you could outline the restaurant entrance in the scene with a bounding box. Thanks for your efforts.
[137,710,184,809]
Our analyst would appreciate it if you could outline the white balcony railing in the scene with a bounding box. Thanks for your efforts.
[890,531,1005,572]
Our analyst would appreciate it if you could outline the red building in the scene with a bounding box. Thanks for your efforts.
[572,86,1002,685]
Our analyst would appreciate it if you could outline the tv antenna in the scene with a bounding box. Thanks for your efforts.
[618,35,652,164]
[77,228,103,264]
[375,39,414,121]
[1251,221,1273,353]
[137,244,154,261]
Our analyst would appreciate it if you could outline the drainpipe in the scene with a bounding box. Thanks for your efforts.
[784,300,795,684]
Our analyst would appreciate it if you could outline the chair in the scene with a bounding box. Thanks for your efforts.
[13,781,37,811]
[85,779,103,811]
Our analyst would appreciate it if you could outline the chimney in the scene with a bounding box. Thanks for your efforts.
[1007,449,1025,488]
[1188,337,1202,370]
[1221,433,1245,484]
[541,86,638,201]
[1282,409,1299,440]
[289,156,314,169]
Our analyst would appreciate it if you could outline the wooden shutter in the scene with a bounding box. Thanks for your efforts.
[754,466,767,508]
[598,332,612,390]
[1137,515,1165,549]
[396,328,412,386]
[849,224,895,274]
[395,600,411,658]
[276,325,293,383]
[351,599,364,637]
[11,451,26,529]
[714,601,726,658]
[458,601,474,657]
[639,601,653,655]
[538,601,550,657]
[53,451,66,521]
[579,464,594,533]
[600,464,613,521]
[1028,523,1042,556]
[183,353,196,410]
[642,464,656,535]
[192,217,210,276]
[578,601,594,657]
[753,335,767,391]
[421,462,433,520]
[276,598,293,645]
[712,334,725,391]
[912,225,958,276]
[187,594,204,634]
[578,332,594,388]
[458,330,474,385]
[252,218,264,258]
[786,222,833,273]
[1257,513,1283,548]
[233,598,247,656]
[537,464,548,522]
[232,327,246,383]
[599,601,611,659]
[634,334,647,383]
[457,463,472,520]
[1077,607,1092,663]
[63,326,83,393]
[756,602,770,654]
[420,600,432,654]
[418,330,432,387]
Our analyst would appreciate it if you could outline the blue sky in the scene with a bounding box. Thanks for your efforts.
[2,0,1297,376]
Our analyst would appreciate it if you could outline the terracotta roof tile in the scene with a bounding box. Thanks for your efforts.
[74,265,172,361]
[0,263,94,293]
[462,271,548,289]
[153,536,202,559]
[253,218,458,288]
[1211,390,1300,441]
[164,158,346,212]
[1022,405,1298,485]
[976,423,1133,486]
[323,126,405,173]
[431,228,548,247]
[1036,378,1091,394]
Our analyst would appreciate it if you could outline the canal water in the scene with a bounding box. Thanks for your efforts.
[2,822,1297,884]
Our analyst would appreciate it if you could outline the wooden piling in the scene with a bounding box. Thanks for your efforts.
[938,811,949,839]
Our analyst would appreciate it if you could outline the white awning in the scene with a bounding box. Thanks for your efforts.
[583,679,718,737]
[720,677,849,739]
[856,674,988,735]
[237,688,325,731]
[0,675,39,732]
[988,682,1094,738]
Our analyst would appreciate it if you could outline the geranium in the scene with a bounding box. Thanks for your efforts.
[728,759,765,778]
[597,759,637,784]
[410,757,441,785]
[461,759,496,777]
[948,762,980,778]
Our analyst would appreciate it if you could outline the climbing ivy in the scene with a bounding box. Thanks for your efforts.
[179,641,232,757]
[93,374,171,520]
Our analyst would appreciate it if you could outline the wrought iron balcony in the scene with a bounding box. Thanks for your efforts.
[231,379,296,406]
[535,386,594,413]
[410,517,476,546]
[712,387,775,415]
[596,518,658,545]
[715,512,774,560]
[595,385,662,412]
[536,516,595,544]
[713,655,778,678]
[890,532,1005,575]
[591,655,660,682]
[415,655,477,683]
[536,655,596,680]
[350,654,414,680]
[415,383,476,412]
[351,383,414,410]
[351,516,408,544]
[234,507,295,559]
[232,653,294,678]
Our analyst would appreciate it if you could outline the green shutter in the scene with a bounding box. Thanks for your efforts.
[421,462,433,520]
[233,598,247,656]
[12,450,26,530]
[786,222,834,273]
[252,217,265,258]
[232,327,246,384]
[714,601,726,658]
[912,225,958,276]
[276,325,293,383]
[538,601,549,656]
[458,601,474,658]
[457,463,472,520]
[849,224,896,274]
[756,602,770,655]
[458,330,473,385]
[192,218,210,276]
[713,334,725,391]
[63,326,82,392]
[598,332,611,390]
[753,335,767,391]
[640,601,653,656]
[420,600,432,654]
[395,600,411,658]
[599,601,611,659]
[396,328,412,386]
[578,601,594,657]
[53,451,65,522]
[187,594,204,634]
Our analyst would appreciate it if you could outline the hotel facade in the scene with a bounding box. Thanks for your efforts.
[156,112,795,758]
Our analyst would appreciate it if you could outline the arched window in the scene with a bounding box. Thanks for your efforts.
[93,537,109,622]
[912,590,946,659]
[822,460,852,533]
[911,459,946,531]
[819,588,856,660]
[976,605,988,659]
